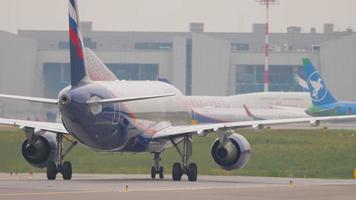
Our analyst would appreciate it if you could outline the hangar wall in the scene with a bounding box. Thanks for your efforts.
[320,34,356,101]
[191,33,231,96]
[0,31,41,119]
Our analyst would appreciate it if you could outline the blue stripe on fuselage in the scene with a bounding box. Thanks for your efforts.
[193,111,229,123]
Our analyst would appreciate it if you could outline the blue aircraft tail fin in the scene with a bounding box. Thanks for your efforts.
[68,0,90,86]
[302,58,337,107]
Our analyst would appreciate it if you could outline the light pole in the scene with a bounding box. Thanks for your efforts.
[256,0,278,92]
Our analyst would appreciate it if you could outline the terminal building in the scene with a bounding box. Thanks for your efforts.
[0,22,355,119]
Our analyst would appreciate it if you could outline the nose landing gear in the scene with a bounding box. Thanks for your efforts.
[151,151,164,179]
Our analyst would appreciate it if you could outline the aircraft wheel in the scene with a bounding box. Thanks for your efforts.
[47,161,58,180]
[187,163,198,182]
[61,161,72,180]
[172,162,182,181]
[159,166,164,179]
[151,166,156,179]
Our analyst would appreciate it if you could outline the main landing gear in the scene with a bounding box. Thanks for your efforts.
[171,134,197,182]
[47,134,78,180]
[150,134,197,182]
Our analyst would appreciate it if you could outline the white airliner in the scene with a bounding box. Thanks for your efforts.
[0,0,355,182]
[85,52,312,123]
[85,33,314,123]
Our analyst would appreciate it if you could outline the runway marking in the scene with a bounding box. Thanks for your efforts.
[0,184,317,197]
[0,190,115,197]
[1,183,355,197]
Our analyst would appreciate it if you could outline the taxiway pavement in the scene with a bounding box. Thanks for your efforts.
[0,173,355,200]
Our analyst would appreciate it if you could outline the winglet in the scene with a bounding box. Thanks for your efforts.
[243,104,264,120]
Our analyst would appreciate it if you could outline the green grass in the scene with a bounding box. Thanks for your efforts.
[1,128,356,178]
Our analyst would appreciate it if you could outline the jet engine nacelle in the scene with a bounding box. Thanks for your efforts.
[21,132,57,168]
[211,133,251,171]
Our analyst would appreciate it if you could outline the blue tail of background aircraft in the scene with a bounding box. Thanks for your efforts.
[69,0,88,86]
[302,58,337,107]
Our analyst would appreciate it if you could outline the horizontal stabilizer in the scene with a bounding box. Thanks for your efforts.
[0,94,58,104]
[0,117,68,134]
[87,93,176,104]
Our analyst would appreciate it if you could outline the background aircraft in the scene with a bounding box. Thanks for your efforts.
[86,47,312,124]
[0,0,355,182]
[86,48,312,123]
[302,58,356,116]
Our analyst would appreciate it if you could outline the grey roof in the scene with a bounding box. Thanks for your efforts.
[17,25,354,52]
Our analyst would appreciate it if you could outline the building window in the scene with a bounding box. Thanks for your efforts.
[312,45,320,52]
[231,43,249,51]
[83,37,97,49]
[235,65,303,94]
[135,42,173,50]
[106,63,159,80]
[43,63,70,98]
[235,65,263,94]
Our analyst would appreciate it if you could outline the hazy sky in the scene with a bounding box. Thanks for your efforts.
[1,0,356,33]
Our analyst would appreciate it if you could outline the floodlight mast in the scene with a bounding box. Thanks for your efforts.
[256,0,278,92]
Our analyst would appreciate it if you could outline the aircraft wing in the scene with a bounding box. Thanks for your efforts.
[152,115,356,139]
[0,118,68,134]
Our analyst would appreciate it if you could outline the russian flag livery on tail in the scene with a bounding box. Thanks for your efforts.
[69,0,88,86]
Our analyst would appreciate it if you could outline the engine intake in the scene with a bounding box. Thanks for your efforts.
[21,132,57,168]
[211,133,251,171]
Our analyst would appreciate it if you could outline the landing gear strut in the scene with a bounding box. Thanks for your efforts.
[171,134,198,181]
[47,134,78,180]
[151,151,164,179]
